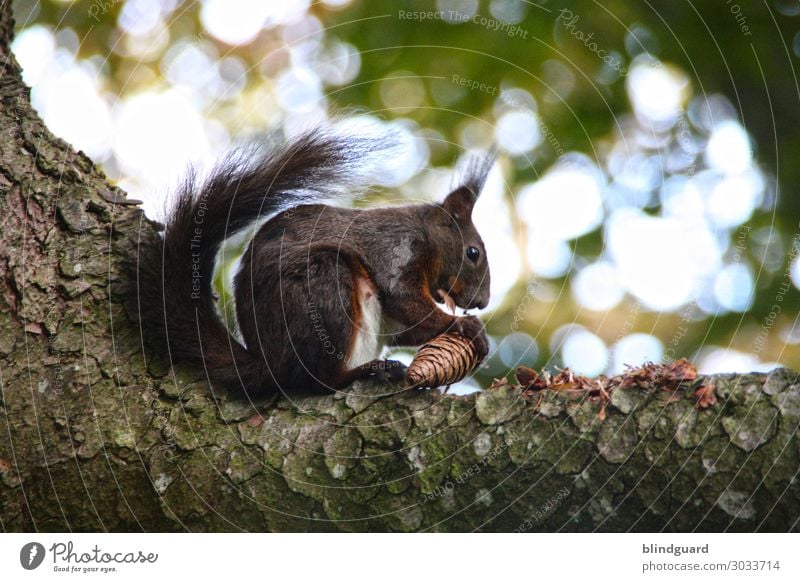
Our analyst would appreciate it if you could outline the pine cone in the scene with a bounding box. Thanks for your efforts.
[406,332,481,389]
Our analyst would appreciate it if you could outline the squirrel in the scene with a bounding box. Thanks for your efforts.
[134,127,493,398]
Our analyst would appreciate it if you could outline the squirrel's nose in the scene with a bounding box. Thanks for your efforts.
[470,297,489,310]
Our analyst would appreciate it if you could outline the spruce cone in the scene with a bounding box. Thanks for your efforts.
[406,332,480,389]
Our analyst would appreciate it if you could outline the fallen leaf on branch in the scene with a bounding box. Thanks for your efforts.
[515,366,547,390]
[549,381,581,392]
[616,359,697,391]
[693,383,718,409]
[662,358,698,383]
[494,358,710,420]
[515,365,538,386]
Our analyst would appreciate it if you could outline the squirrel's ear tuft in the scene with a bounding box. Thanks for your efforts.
[462,149,497,198]
[441,150,496,221]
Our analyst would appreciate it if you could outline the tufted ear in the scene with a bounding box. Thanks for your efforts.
[441,150,496,221]
[441,186,477,221]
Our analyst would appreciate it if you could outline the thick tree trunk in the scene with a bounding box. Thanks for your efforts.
[1,1,799,532]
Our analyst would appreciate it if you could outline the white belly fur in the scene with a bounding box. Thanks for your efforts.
[346,278,384,368]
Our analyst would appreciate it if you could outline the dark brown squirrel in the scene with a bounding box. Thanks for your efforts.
[135,127,493,398]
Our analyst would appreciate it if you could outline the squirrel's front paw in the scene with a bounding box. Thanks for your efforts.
[364,359,408,384]
[451,316,489,360]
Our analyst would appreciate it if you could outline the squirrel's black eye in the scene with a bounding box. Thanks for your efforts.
[466,246,480,263]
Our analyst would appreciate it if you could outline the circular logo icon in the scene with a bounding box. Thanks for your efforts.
[20,542,46,570]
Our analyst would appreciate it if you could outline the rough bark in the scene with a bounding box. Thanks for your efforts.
[1,1,799,533]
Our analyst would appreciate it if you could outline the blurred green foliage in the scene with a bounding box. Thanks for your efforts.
[13,0,800,378]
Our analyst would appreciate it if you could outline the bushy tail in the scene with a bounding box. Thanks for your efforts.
[134,128,392,397]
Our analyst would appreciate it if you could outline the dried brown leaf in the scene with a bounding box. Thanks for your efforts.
[549,381,580,392]
[693,383,718,409]
[664,358,698,381]
[515,365,539,386]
